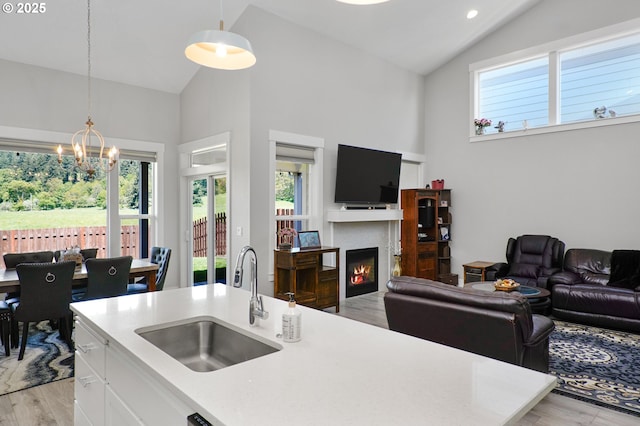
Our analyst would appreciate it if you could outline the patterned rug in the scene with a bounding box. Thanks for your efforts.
[0,321,74,396]
[550,320,640,416]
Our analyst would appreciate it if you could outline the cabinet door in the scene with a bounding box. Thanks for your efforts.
[75,354,106,426]
[105,386,144,426]
[106,344,193,424]
[316,268,338,307]
[74,401,93,426]
[416,247,436,279]
[75,320,107,379]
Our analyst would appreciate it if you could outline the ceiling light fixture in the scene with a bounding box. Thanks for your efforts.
[467,9,479,19]
[58,0,117,178]
[185,0,256,70]
[336,0,390,4]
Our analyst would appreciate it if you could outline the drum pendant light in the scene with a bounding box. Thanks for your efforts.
[185,0,256,70]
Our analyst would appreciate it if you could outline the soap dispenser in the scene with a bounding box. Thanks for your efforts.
[282,292,301,343]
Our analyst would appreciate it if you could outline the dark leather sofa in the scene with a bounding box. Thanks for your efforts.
[486,234,565,288]
[384,276,555,372]
[550,248,640,332]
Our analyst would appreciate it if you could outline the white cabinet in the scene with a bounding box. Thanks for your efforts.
[106,343,193,425]
[105,386,144,426]
[75,320,108,426]
[74,319,194,426]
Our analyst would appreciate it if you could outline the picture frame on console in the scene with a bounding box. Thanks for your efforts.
[298,231,321,249]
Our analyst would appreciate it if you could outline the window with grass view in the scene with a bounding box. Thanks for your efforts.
[0,149,153,266]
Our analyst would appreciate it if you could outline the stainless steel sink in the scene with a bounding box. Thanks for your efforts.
[136,319,281,372]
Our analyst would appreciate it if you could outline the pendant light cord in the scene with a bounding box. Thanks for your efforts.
[219,0,224,31]
[87,0,92,121]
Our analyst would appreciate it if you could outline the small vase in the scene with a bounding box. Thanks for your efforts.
[475,126,485,136]
[392,255,402,277]
[278,243,292,250]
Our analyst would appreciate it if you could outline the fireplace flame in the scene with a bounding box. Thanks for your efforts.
[350,264,371,285]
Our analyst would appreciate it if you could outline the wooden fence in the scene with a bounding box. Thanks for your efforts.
[192,213,227,257]
[1,209,283,267]
[0,226,138,268]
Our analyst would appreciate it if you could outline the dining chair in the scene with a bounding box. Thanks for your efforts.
[53,248,99,262]
[127,247,171,294]
[75,256,133,301]
[0,301,11,356]
[3,251,55,269]
[12,261,76,360]
[3,251,56,347]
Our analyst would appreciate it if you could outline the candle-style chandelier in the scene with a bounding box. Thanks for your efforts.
[57,0,117,178]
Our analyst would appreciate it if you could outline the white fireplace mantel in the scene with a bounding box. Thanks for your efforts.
[326,209,403,223]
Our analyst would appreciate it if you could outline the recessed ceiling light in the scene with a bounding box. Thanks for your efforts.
[336,0,390,5]
[467,9,479,19]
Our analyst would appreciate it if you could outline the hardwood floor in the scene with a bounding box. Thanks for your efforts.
[1,290,637,425]
[334,290,640,426]
[0,378,74,426]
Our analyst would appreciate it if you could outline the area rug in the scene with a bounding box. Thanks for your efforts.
[550,320,640,416]
[0,321,74,396]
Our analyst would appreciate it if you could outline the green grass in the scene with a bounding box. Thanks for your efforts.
[0,193,228,230]
[193,256,227,271]
[0,207,131,229]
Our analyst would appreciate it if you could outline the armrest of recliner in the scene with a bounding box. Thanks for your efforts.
[485,262,509,281]
[537,267,563,288]
[524,314,555,347]
[548,270,581,286]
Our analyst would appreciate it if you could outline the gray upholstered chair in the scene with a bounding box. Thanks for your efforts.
[127,247,171,293]
[74,256,133,301]
[3,251,56,347]
[3,251,54,269]
[54,248,99,262]
[12,261,76,360]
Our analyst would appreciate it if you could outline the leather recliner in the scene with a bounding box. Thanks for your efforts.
[384,276,555,372]
[485,234,565,288]
[550,248,640,332]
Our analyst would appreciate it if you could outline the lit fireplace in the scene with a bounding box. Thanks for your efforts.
[346,247,378,298]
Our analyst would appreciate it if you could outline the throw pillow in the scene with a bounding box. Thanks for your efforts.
[507,263,539,278]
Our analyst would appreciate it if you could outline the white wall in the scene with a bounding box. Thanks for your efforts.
[0,59,182,287]
[231,7,425,295]
[423,0,640,277]
[179,64,251,287]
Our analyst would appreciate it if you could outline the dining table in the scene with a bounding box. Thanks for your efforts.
[0,258,159,294]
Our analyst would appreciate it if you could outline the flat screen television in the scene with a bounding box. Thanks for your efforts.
[334,144,402,205]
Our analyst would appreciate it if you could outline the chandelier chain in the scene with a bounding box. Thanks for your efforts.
[87,0,92,120]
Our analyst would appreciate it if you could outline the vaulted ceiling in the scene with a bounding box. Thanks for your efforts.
[0,0,539,93]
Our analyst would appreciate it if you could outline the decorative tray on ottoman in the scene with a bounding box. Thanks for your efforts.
[494,279,520,291]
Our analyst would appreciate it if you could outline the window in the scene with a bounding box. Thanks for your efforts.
[472,27,640,136]
[119,160,154,258]
[268,131,324,263]
[478,57,549,131]
[560,34,640,123]
[0,140,157,264]
[275,144,314,248]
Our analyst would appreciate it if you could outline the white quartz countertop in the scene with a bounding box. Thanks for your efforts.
[71,284,556,425]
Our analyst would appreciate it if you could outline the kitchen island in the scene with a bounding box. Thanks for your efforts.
[71,283,556,425]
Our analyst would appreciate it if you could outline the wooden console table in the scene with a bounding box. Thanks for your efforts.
[274,246,340,312]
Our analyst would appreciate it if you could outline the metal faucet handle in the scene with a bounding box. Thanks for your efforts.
[257,296,269,319]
